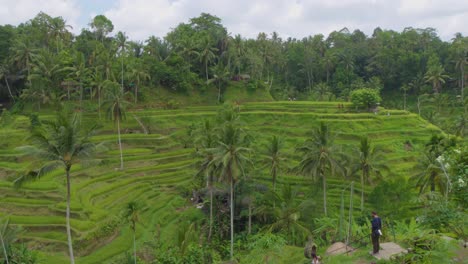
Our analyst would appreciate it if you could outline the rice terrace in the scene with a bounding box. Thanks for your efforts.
[0,4,467,264]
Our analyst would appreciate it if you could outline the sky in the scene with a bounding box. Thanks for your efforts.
[0,0,467,41]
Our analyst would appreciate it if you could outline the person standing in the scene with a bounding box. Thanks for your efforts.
[371,211,382,254]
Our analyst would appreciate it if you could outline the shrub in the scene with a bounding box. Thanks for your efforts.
[350,88,381,110]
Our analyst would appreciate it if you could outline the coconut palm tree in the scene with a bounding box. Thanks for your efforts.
[208,63,230,103]
[11,40,37,85]
[424,65,449,94]
[116,31,128,93]
[297,122,343,216]
[124,201,140,264]
[14,112,100,264]
[194,119,218,240]
[263,135,284,192]
[199,38,218,82]
[266,185,311,244]
[0,64,14,102]
[129,62,150,104]
[412,150,446,195]
[355,136,387,211]
[210,122,251,260]
[102,80,130,170]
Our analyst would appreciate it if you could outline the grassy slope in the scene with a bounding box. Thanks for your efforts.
[0,97,443,263]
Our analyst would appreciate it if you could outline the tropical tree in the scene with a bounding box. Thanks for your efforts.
[265,185,310,245]
[66,52,90,107]
[355,136,387,211]
[102,80,130,170]
[0,64,14,102]
[208,63,230,103]
[210,118,251,260]
[263,135,284,192]
[124,201,140,264]
[412,150,446,195]
[297,122,343,216]
[193,119,217,240]
[11,40,37,85]
[14,112,100,264]
[129,62,150,104]
[424,63,449,94]
[199,38,218,82]
[312,82,331,101]
[116,31,128,93]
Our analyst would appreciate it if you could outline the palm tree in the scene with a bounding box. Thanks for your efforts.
[199,39,218,82]
[91,67,105,119]
[102,80,130,170]
[323,51,336,84]
[116,31,128,93]
[266,185,310,244]
[208,63,230,103]
[454,50,467,111]
[11,40,37,85]
[355,136,387,211]
[129,63,150,104]
[124,201,140,264]
[210,122,251,260]
[0,64,14,102]
[0,218,13,264]
[264,135,284,192]
[412,151,446,194]
[14,112,100,264]
[193,119,217,240]
[297,122,343,216]
[66,52,90,108]
[424,65,449,94]
[313,83,331,101]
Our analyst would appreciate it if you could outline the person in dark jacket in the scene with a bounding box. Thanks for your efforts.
[371,211,382,254]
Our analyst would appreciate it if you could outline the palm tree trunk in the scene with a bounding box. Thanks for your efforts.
[361,170,364,211]
[0,228,9,264]
[248,202,252,235]
[230,173,234,261]
[66,168,75,264]
[462,68,465,115]
[121,56,124,94]
[117,117,124,170]
[322,169,327,216]
[206,60,209,83]
[218,82,221,103]
[209,183,213,241]
[133,230,137,264]
[98,88,101,120]
[4,76,14,102]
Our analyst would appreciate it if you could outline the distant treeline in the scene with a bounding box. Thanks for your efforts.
[0,12,467,105]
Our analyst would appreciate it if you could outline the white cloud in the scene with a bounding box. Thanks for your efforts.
[0,0,81,33]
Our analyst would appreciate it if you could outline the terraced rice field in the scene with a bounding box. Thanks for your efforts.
[0,101,442,263]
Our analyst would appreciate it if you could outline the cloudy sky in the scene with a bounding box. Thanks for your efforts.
[0,0,467,41]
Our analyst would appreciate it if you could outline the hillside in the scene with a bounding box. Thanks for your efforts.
[0,101,446,263]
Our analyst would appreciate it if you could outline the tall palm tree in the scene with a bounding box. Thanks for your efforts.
[11,40,37,85]
[0,64,14,102]
[264,135,284,192]
[266,185,310,244]
[199,39,218,82]
[454,50,467,111]
[297,122,343,216]
[15,112,100,264]
[102,80,130,170]
[313,83,331,101]
[412,151,446,195]
[194,119,217,240]
[424,65,449,94]
[210,122,251,260]
[124,201,140,264]
[355,136,387,211]
[91,67,105,119]
[129,63,150,104]
[208,63,230,103]
[116,31,128,93]
[66,52,90,107]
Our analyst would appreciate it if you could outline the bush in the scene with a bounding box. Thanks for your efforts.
[350,88,381,110]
